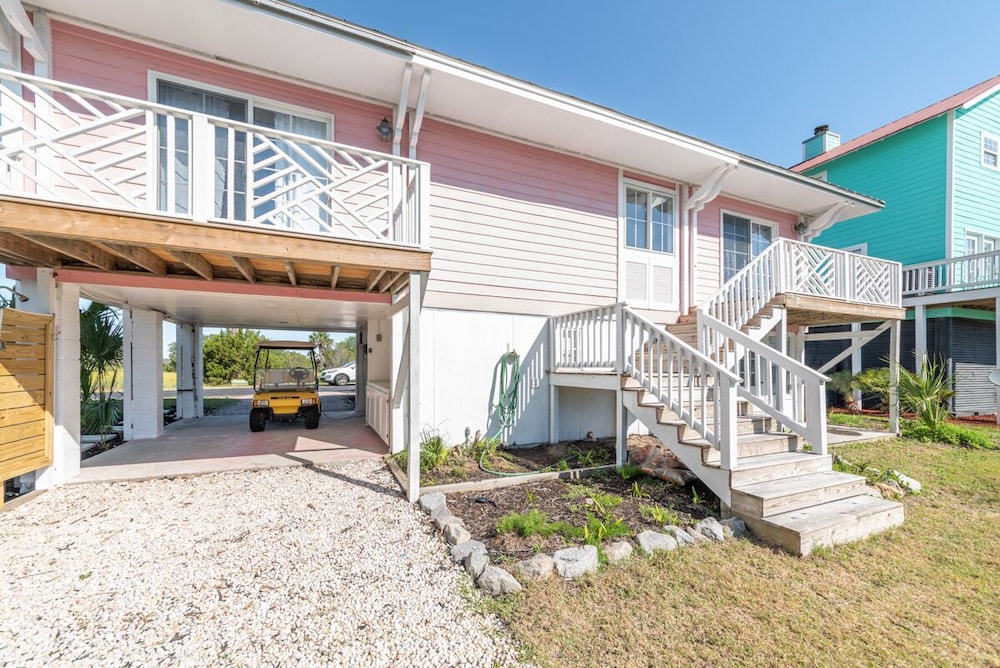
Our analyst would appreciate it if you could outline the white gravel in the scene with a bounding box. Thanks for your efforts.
[0,459,525,667]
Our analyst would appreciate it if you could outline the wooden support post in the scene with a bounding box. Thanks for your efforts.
[616,391,628,468]
[406,271,423,503]
[888,319,901,434]
[914,304,927,370]
[548,383,558,444]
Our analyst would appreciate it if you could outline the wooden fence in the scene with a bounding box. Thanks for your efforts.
[0,309,54,506]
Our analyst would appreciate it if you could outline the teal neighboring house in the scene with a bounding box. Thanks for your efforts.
[792,74,1000,416]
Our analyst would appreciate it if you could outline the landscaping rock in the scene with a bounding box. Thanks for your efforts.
[687,528,710,543]
[477,566,523,596]
[889,470,922,493]
[433,514,464,530]
[553,545,599,578]
[874,481,905,500]
[695,517,726,542]
[511,554,555,582]
[862,485,884,499]
[604,541,633,564]
[721,517,748,539]
[465,551,490,579]
[450,540,487,564]
[637,530,678,553]
[443,522,471,545]
[663,525,695,547]
[429,504,452,520]
[418,492,447,514]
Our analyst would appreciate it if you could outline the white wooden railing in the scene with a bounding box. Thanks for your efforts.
[697,311,828,454]
[704,239,902,331]
[0,69,429,247]
[550,303,623,372]
[549,304,742,469]
[902,250,1000,296]
[622,309,742,468]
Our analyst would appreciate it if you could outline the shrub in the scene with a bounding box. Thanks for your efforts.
[854,367,890,412]
[898,360,954,429]
[828,369,860,412]
[902,421,995,450]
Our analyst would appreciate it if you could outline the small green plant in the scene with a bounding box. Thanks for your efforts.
[582,514,632,545]
[589,491,623,514]
[553,458,570,471]
[618,464,644,481]
[898,359,954,429]
[575,448,599,467]
[639,504,679,526]
[629,480,649,499]
[496,509,580,539]
[902,421,995,450]
[691,487,702,507]
[525,489,536,505]
[828,369,860,413]
[419,429,452,473]
[855,367,890,412]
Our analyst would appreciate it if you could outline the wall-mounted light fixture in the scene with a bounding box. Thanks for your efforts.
[376,117,393,143]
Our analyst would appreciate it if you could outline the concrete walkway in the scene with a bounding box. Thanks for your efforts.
[73,412,387,484]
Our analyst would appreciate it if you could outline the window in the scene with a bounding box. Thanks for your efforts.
[982,133,999,169]
[723,213,774,281]
[966,231,999,255]
[625,186,674,253]
[154,77,331,228]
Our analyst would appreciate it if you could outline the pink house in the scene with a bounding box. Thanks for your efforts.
[0,0,904,553]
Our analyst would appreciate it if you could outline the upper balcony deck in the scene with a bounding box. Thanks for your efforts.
[902,251,1000,309]
[0,70,430,293]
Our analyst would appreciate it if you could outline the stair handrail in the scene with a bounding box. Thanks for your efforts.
[702,238,787,331]
[696,310,829,455]
[550,302,626,372]
[621,307,743,469]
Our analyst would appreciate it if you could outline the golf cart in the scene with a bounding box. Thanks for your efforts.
[249,340,321,432]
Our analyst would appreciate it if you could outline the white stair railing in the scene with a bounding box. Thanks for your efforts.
[703,239,901,332]
[697,311,829,455]
[621,309,742,469]
[550,303,623,372]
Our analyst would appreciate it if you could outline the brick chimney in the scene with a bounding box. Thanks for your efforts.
[802,124,841,161]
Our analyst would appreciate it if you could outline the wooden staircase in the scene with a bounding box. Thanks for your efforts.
[621,376,904,555]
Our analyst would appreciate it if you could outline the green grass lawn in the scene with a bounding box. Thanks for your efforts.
[493,438,1000,666]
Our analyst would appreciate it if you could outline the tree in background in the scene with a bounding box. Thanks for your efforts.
[80,303,123,435]
[202,328,264,385]
[163,341,177,373]
[309,332,356,368]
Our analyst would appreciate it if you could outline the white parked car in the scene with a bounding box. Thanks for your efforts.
[320,361,356,386]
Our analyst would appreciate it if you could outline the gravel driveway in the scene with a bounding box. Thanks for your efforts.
[0,460,524,667]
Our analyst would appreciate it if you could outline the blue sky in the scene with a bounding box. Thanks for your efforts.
[311,0,1000,167]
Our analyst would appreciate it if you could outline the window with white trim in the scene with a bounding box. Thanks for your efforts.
[982,132,999,169]
[966,231,999,255]
[723,212,774,280]
[625,186,675,254]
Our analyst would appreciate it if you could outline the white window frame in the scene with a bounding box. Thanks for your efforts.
[966,230,1000,255]
[147,71,335,139]
[719,209,777,283]
[842,242,868,255]
[623,180,678,255]
[981,131,999,169]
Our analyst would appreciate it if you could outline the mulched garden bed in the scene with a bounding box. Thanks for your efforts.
[447,466,718,562]
[422,437,619,487]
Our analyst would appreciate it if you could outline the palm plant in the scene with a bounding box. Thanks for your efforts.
[80,303,124,436]
[898,359,954,429]
[828,369,860,413]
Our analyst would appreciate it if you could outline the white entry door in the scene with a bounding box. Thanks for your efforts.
[621,183,678,311]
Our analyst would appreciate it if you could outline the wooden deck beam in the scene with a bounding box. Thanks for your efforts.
[93,242,166,275]
[0,233,63,266]
[18,235,116,271]
[170,251,214,281]
[230,256,257,284]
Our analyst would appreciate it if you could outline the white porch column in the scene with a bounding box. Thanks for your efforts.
[406,271,424,502]
[174,322,203,419]
[914,305,927,370]
[35,280,81,488]
[851,323,863,408]
[389,309,407,454]
[123,307,163,441]
[888,319,901,434]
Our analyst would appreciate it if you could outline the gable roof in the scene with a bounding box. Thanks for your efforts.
[792,74,1000,173]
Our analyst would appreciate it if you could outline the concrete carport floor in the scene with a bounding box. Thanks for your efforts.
[72,410,387,484]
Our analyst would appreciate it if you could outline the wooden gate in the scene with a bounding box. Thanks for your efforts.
[0,309,54,506]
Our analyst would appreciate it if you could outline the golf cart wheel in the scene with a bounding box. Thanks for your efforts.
[249,408,267,432]
[304,407,320,429]
[333,374,349,386]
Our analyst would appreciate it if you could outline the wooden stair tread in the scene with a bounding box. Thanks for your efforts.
[730,451,830,471]
[755,495,903,535]
[733,471,863,499]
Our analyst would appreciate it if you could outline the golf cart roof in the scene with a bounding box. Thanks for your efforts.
[257,340,317,350]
